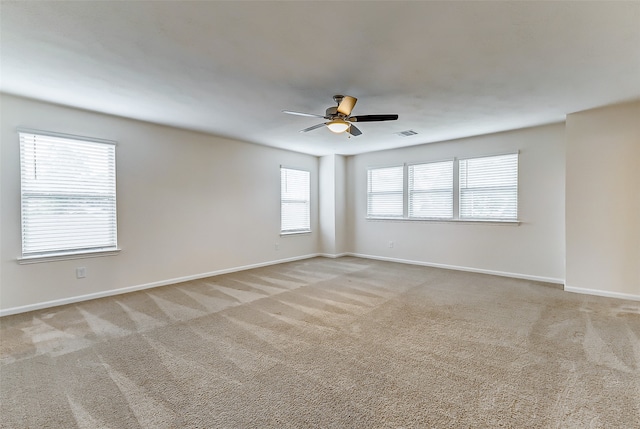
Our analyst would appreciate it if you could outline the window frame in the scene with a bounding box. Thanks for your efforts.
[366,152,519,225]
[408,159,454,220]
[366,165,405,219]
[17,129,120,264]
[280,166,311,235]
[458,152,519,221]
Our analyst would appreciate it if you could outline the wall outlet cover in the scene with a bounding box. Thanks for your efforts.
[76,267,86,279]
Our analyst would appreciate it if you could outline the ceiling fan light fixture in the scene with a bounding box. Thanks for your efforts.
[326,119,349,133]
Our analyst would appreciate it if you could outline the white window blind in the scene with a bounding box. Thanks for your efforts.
[459,153,518,220]
[408,160,453,219]
[280,167,310,234]
[19,131,117,258]
[367,166,404,218]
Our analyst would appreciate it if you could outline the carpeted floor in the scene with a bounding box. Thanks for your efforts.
[1,257,639,428]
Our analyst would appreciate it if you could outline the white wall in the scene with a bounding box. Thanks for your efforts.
[334,155,347,255]
[318,154,347,257]
[0,94,319,314]
[565,101,640,299]
[3,94,636,314]
[319,155,337,255]
[346,123,566,282]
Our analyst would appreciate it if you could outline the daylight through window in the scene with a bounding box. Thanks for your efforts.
[408,160,454,219]
[367,166,404,218]
[280,167,311,234]
[19,131,118,259]
[367,153,518,222]
[459,153,518,220]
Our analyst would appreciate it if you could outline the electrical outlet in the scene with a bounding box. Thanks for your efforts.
[275,243,279,251]
[76,267,86,279]
[389,241,394,248]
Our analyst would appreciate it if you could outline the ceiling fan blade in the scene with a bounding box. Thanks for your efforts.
[283,110,326,119]
[350,114,399,122]
[337,96,357,116]
[348,124,362,136]
[299,123,326,133]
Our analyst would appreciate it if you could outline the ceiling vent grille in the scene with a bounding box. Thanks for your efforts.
[396,130,418,137]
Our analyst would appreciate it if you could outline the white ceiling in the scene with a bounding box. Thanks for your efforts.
[1,1,639,156]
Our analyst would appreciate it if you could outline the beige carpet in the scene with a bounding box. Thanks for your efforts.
[1,257,639,428]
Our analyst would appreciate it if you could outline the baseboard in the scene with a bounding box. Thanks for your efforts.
[317,252,349,259]
[346,252,565,284]
[564,286,640,302]
[0,253,322,317]
[10,253,635,316]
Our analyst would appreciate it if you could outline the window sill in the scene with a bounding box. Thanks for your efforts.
[17,248,121,265]
[280,230,312,237]
[366,217,520,226]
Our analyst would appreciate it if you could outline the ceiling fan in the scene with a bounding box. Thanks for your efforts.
[282,95,398,136]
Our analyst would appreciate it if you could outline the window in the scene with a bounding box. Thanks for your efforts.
[280,167,310,234]
[367,153,518,223]
[408,160,453,219]
[459,153,518,220]
[19,130,118,260]
[367,166,404,218]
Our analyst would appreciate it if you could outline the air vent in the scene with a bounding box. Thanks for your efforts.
[396,130,418,137]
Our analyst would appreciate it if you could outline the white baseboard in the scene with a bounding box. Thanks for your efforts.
[346,252,565,284]
[0,253,321,317]
[7,253,635,316]
[564,286,640,302]
[317,252,349,259]
[348,253,640,301]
